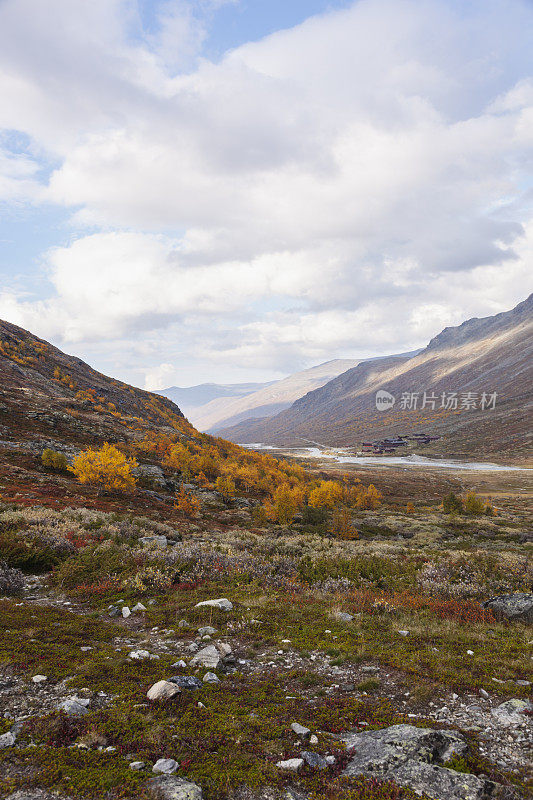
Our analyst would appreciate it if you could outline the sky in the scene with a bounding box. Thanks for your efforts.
[0,0,532,391]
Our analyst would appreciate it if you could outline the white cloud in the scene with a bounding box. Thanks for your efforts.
[0,0,532,384]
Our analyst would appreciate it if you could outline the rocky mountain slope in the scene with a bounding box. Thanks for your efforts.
[220,295,533,461]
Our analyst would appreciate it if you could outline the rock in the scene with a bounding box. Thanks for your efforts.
[0,731,16,748]
[153,758,179,774]
[291,722,311,741]
[203,672,219,684]
[276,758,304,772]
[301,751,326,769]
[479,689,489,699]
[147,776,203,800]
[483,593,533,623]
[168,676,203,691]
[58,698,89,717]
[133,603,147,612]
[195,598,233,611]
[122,606,131,618]
[32,674,47,683]
[342,724,497,800]
[172,660,188,669]
[309,734,318,745]
[325,755,336,766]
[190,645,221,670]
[129,650,152,660]
[197,626,217,637]
[140,535,168,548]
[398,630,409,636]
[130,761,145,770]
[147,681,181,702]
[333,611,353,622]
[178,620,190,628]
[108,606,121,618]
[491,699,532,725]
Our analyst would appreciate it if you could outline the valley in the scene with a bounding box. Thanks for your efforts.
[0,317,531,800]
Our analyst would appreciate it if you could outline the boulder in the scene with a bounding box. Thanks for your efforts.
[342,724,499,800]
[276,758,304,772]
[0,731,16,748]
[203,672,219,684]
[195,598,233,611]
[168,675,203,691]
[147,681,181,702]
[301,751,326,769]
[291,722,311,741]
[491,699,532,725]
[189,645,221,670]
[482,593,533,623]
[58,698,89,717]
[153,758,179,774]
[147,776,203,800]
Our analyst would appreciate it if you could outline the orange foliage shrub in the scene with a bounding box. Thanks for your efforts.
[69,443,138,493]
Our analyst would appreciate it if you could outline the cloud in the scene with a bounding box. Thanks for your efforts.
[0,0,532,385]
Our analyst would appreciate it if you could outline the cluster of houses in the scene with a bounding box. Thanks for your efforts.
[361,433,441,454]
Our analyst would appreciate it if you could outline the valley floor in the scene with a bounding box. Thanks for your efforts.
[0,461,532,800]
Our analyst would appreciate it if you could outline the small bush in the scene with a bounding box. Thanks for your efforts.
[463,492,486,516]
[442,492,463,514]
[41,448,68,471]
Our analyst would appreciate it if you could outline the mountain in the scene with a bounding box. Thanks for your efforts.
[160,382,272,417]
[194,358,363,433]
[220,295,533,461]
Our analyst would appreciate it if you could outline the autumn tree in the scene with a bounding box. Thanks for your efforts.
[174,487,200,517]
[215,475,236,499]
[69,443,138,493]
[264,484,305,525]
[308,480,343,509]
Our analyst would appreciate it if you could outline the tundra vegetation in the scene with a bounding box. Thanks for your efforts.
[0,322,531,800]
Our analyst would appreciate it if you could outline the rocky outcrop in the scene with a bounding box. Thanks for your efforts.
[147,776,203,800]
[482,594,533,624]
[342,725,503,800]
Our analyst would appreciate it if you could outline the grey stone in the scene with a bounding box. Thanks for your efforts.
[58,699,89,717]
[0,731,16,748]
[168,675,203,691]
[153,758,179,774]
[129,761,145,770]
[301,751,326,769]
[203,672,220,684]
[491,699,532,725]
[291,722,311,740]
[147,776,203,800]
[195,598,233,611]
[482,593,533,624]
[276,758,304,772]
[197,626,217,637]
[342,724,497,800]
[190,645,221,670]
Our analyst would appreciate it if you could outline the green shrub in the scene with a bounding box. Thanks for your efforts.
[442,492,463,515]
[41,448,68,471]
[463,492,486,516]
[51,545,135,589]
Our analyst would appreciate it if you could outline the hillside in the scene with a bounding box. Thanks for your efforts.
[193,359,363,433]
[160,381,272,420]
[220,295,533,461]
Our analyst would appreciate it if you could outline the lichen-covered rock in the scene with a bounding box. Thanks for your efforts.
[147,776,203,800]
[482,593,533,623]
[342,724,500,800]
[153,758,179,774]
[491,699,532,725]
[0,731,16,748]
[0,560,24,595]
